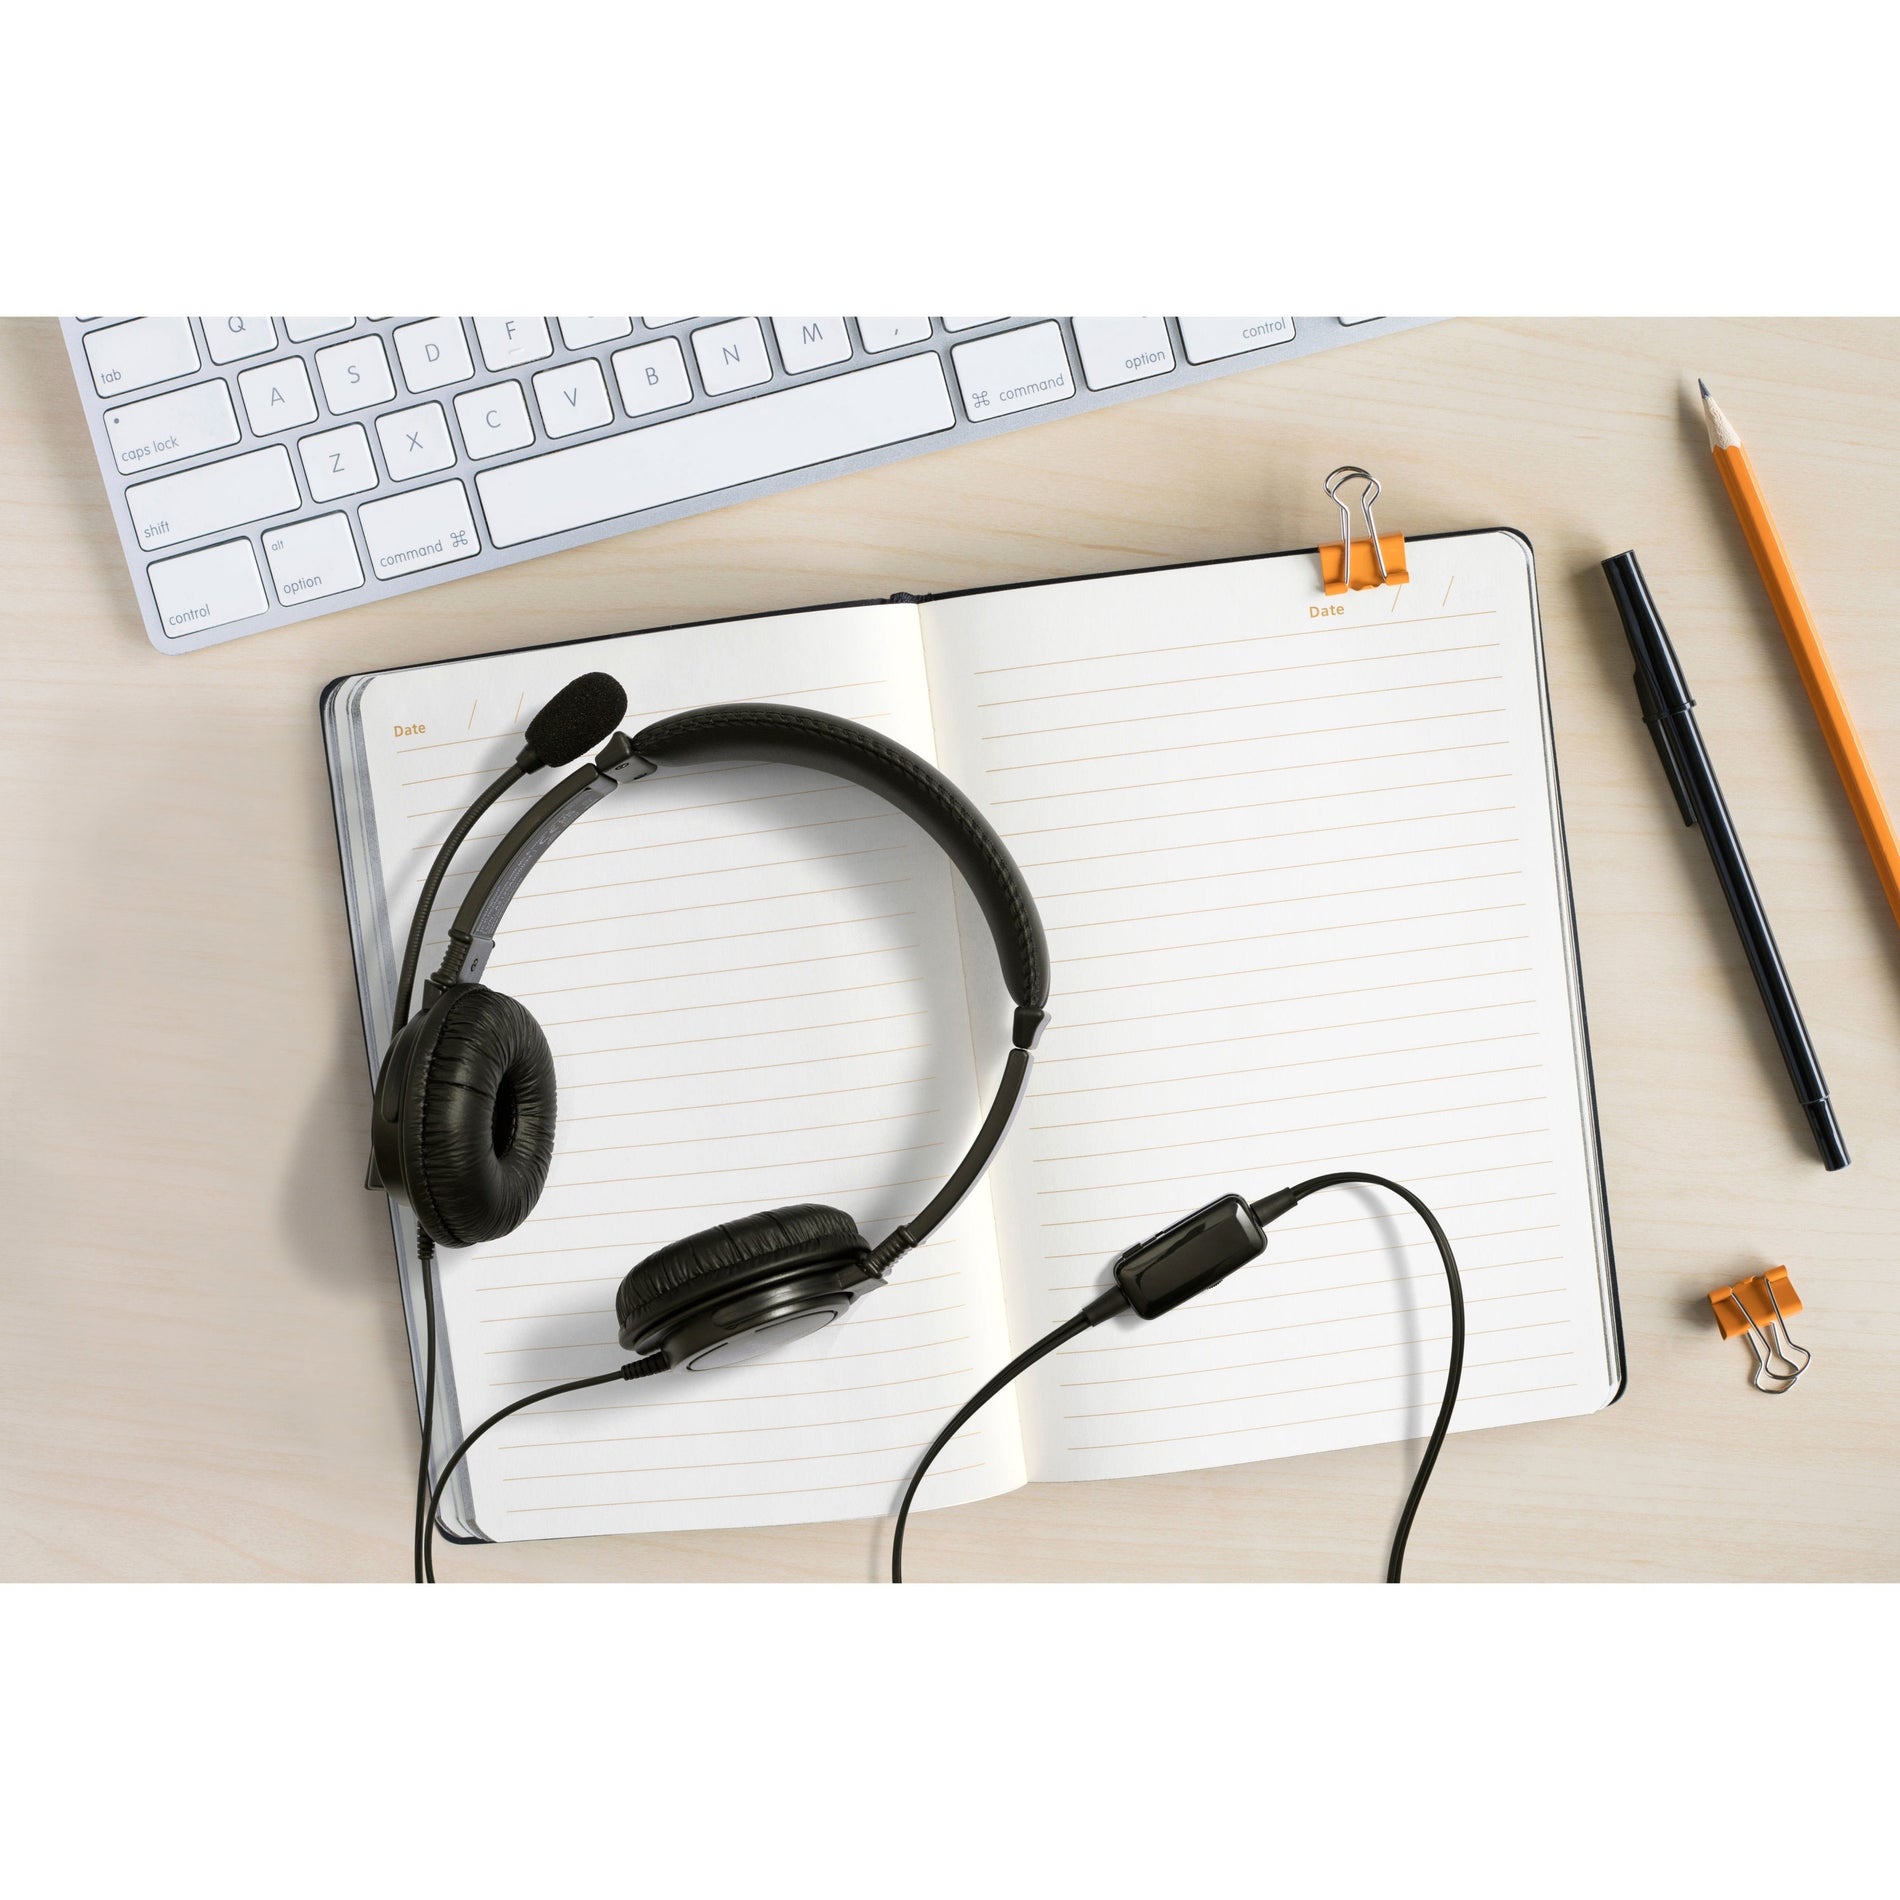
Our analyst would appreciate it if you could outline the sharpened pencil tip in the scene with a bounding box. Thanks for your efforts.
[1697,378,1741,450]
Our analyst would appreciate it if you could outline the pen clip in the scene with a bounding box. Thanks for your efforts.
[1631,666,1698,828]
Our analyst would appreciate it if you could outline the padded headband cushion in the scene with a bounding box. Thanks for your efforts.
[404,985,558,1249]
[632,703,1049,1010]
[616,1203,867,1337]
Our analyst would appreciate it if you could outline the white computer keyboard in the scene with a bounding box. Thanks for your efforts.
[62,315,1431,654]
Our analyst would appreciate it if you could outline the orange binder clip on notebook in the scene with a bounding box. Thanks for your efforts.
[1709,1266,1812,1394]
[1320,465,1410,595]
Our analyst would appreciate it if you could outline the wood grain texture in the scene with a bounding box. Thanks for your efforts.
[2,315,1895,1583]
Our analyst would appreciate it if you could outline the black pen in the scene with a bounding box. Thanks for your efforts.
[1602,551,1848,1170]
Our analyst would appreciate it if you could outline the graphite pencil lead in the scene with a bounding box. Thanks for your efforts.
[1697,379,1741,452]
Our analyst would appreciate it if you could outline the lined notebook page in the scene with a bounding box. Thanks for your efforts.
[922,533,1618,1484]
[346,607,1025,1540]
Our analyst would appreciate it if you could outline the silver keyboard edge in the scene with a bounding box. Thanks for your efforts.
[62,317,1437,656]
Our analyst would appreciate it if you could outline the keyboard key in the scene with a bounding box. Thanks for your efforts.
[474,317,553,372]
[558,316,633,349]
[376,402,456,479]
[102,381,239,476]
[478,352,954,547]
[1336,315,1382,325]
[147,538,270,637]
[857,317,932,353]
[126,444,300,552]
[691,318,772,395]
[606,340,689,419]
[300,423,377,501]
[771,317,851,374]
[940,316,1005,331]
[83,318,199,396]
[360,480,480,578]
[1071,316,1175,390]
[202,317,277,364]
[263,512,364,605]
[533,358,613,439]
[454,381,535,458]
[1175,316,1296,363]
[641,315,691,327]
[284,316,355,341]
[394,317,474,393]
[950,321,1075,420]
[237,357,318,434]
[316,336,396,413]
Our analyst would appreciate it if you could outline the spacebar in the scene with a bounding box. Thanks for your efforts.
[476,352,957,547]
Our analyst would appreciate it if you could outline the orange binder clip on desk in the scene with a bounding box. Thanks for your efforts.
[1320,465,1409,595]
[1709,1266,1812,1394]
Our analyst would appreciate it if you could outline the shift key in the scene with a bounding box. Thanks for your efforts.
[126,445,301,552]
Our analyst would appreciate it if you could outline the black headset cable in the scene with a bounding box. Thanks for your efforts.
[414,1227,439,1583]
[890,1173,1465,1584]
[418,1355,669,1582]
[890,1288,1128,1583]
[1263,1174,1466,1582]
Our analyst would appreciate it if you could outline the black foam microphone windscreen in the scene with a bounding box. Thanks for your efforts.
[519,672,629,769]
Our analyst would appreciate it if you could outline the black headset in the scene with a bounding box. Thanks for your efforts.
[380,675,1469,1585]
[369,673,1049,1374]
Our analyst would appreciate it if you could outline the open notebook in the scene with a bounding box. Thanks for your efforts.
[324,528,1621,1544]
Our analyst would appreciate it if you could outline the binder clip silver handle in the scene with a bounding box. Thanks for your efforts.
[1325,465,1390,588]
[1711,1268,1813,1395]
[1741,1273,1811,1394]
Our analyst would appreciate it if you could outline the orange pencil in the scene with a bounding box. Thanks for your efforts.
[1699,378,1900,936]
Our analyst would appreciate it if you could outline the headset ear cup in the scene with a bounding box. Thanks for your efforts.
[616,1204,869,1359]
[402,986,557,1248]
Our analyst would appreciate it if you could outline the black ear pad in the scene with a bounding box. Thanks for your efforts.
[401,985,558,1249]
[616,1203,871,1362]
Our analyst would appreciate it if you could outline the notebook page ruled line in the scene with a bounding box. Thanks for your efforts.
[351,606,1028,1539]
[919,538,1618,1484]
[967,607,1501,678]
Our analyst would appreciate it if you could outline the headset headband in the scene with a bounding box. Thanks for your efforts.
[431,703,1050,1268]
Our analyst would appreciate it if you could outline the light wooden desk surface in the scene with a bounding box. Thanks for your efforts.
[3,316,1896,1583]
